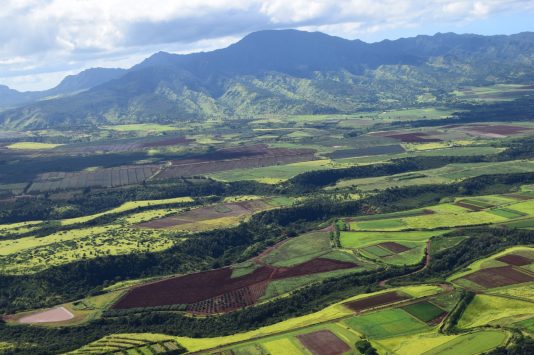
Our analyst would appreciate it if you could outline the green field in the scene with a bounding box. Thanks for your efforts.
[261,231,332,267]
[457,295,534,329]
[401,301,445,323]
[344,308,429,339]
[340,231,441,249]
[7,142,63,150]
[423,330,508,355]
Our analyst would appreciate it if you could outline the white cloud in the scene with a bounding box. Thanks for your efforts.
[0,0,533,90]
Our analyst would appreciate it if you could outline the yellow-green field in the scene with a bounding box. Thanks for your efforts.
[6,142,63,150]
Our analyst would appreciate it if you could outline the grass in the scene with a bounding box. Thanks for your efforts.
[261,338,304,354]
[401,301,445,323]
[261,231,331,267]
[457,294,534,329]
[423,330,508,355]
[231,261,259,278]
[349,207,507,231]
[489,208,526,219]
[60,196,194,226]
[429,235,466,255]
[340,231,441,249]
[7,142,63,150]
[362,245,392,257]
[209,160,336,183]
[375,331,458,355]
[344,308,429,339]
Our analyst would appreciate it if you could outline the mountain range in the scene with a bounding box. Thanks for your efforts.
[1,29,534,130]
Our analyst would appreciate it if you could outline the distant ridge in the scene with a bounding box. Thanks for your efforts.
[1,30,534,129]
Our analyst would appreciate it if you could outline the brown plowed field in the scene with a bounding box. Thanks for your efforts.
[378,242,410,253]
[496,254,532,266]
[297,330,350,355]
[463,266,534,288]
[153,144,316,179]
[384,133,442,143]
[113,266,274,309]
[344,291,409,312]
[137,200,272,229]
[113,258,358,312]
[460,124,530,135]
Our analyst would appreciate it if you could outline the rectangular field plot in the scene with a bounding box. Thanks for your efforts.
[489,208,527,219]
[496,254,532,266]
[379,242,411,253]
[344,308,428,339]
[401,301,446,323]
[297,330,350,355]
[262,338,304,355]
[461,266,534,288]
[344,291,409,312]
[362,245,393,257]
[340,231,439,249]
[423,330,507,355]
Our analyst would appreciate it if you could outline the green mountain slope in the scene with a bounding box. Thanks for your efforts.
[1,30,534,129]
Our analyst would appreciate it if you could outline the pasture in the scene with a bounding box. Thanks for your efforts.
[344,308,429,339]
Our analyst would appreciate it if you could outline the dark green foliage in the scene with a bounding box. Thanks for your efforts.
[356,339,378,355]
[487,334,534,355]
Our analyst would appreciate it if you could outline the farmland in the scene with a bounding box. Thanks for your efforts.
[0,82,534,354]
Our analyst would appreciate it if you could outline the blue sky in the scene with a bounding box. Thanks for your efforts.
[1,0,533,91]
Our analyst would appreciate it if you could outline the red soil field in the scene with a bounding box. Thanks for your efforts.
[455,201,484,211]
[378,242,410,253]
[463,266,534,288]
[114,258,359,312]
[385,132,442,143]
[461,124,530,135]
[297,330,350,355]
[344,291,409,312]
[113,267,274,309]
[496,254,532,266]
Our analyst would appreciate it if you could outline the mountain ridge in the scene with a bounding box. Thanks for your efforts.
[2,29,534,129]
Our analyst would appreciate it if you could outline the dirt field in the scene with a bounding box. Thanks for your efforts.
[28,164,161,192]
[297,330,350,355]
[153,145,316,179]
[344,291,409,312]
[113,258,358,313]
[378,242,410,253]
[383,132,442,143]
[457,124,530,136]
[137,200,272,229]
[496,254,532,266]
[463,266,534,288]
[455,201,485,211]
[18,306,74,324]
